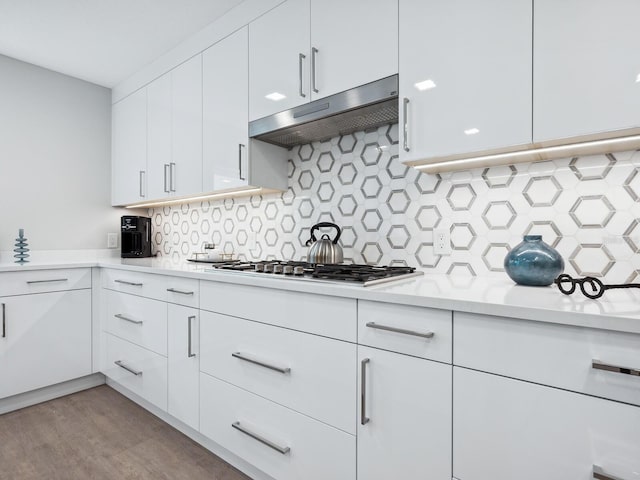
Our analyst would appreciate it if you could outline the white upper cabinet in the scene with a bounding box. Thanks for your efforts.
[171,55,203,197]
[249,0,398,121]
[310,0,397,101]
[534,0,640,142]
[399,0,532,161]
[146,72,172,200]
[112,88,147,206]
[203,27,250,192]
[249,0,310,121]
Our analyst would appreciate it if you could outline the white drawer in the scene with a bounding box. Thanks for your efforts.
[200,281,357,342]
[105,290,167,356]
[454,312,640,406]
[358,301,452,363]
[165,277,199,308]
[200,373,356,480]
[102,269,167,301]
[0,268,91,297]
[104,333,167,411]
[200,311,356,434]
[454,368,640,480]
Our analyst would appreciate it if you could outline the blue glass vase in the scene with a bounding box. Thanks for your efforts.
[504,235,564,286]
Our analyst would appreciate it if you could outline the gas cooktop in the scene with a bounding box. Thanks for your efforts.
[203,260,423,287]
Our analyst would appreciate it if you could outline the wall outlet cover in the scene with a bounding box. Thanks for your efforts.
[433,229,452,255]
[107,233,118,249]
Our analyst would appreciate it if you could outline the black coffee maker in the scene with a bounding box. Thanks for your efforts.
[121,216,152,258]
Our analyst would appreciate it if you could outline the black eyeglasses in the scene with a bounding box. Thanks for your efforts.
[554,274,640,299]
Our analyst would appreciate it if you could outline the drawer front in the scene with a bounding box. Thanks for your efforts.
[454,368,640,480]
[102,269,167,301]
[165,277,199,308]
[454,312,640,406]
[105,290,167,355]
[358,301,452,363]
[200,373,356,480]
[0,268,91,297]
[104,333,167,411]
[200,311,356,434]
[200,281,357,341]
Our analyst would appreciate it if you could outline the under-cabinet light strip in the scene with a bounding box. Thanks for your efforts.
[125,187,263,208]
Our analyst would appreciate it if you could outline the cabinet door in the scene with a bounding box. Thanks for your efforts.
[310,0,398,101]
[168,304,199,430]
[248,0,310,121]
[171,55,202,197]
[399,0,532,161]
[357,346,452,480]
[146,72,172,200]
[0,290,92,399]
[534,0,640,142]
[112,88,146,206]
[203,27,249,192]
[454,367,640,480]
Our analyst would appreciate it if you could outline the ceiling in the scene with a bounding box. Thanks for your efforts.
[0,0,245,87]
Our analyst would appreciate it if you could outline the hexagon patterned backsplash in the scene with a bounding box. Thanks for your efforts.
[149,123,640,280]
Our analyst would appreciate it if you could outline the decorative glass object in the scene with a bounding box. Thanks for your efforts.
[14,228,30,264]
[504,235,564,286]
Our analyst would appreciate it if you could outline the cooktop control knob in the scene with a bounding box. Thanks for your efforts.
[254,264,264,272]
[273,264,283,274]
[293,266,305,276]
[283,265,294,275]
[264,263,274,273]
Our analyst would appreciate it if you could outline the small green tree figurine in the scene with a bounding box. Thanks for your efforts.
[14,228,30,264]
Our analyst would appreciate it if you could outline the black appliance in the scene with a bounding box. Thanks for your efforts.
[121,216,152,258]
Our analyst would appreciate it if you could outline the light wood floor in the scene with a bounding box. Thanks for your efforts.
[0,385,251,480]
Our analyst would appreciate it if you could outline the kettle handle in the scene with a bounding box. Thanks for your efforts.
[309,222,342,244]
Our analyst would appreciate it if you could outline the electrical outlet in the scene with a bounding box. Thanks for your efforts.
[107,233,118,249]
[433,229,451,255]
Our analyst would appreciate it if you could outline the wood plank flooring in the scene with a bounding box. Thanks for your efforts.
[0,385,251,480]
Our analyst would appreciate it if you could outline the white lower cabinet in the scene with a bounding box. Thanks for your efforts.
[200,373,356,480]
[0,289,92,399]
[453,367,640,480]
[168,304,199,430]
[357,346,452,480]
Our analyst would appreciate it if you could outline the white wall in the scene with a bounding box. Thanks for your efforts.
[0,54,128,251]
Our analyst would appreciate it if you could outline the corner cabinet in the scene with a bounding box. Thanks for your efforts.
[399,0,532,162]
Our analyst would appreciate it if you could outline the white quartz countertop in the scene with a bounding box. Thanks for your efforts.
[2,256,639,334]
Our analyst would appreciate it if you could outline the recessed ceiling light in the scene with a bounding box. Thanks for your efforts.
[464,128,480,135]
[265,92,286,101]
[414,79,436,91]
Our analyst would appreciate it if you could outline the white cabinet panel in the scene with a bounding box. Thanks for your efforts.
[102,269,167,301]
[357,346,452,480]
[399,0,532,160]
[249,0,310,121]
[534,0,640,142]
[168,304,199,430]
[0,268,91,297]
[203,27,249,192]
[0,290,91,399]
[112,88,146,206]
[146,72,172,200]
[165,276,199,308]
[310,0,397,101]
[454,368,640,480]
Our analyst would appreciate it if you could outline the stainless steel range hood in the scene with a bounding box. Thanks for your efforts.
[249,75,398,148]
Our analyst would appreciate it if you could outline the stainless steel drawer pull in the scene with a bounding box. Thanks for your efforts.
[593,465,626,480]
[311,47,319,93]
[139,170,146,198]
[1,303,6,339]
[592,360,640,377]
[188,315,196,358]
[114,313,143,325]
[166,288,194,296]
[402,97,410,152]
[114,360,142,376]
[361,358,370,425]
[231,352,290,374]
[114,279,143,287]
[298,53,306,98]
[164,164,170,193]
[366,322,434,339]
[170,162,176,192]
[26,278,68,284]
[231,421,290,455]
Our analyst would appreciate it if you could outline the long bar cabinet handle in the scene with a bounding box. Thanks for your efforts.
[139,170,146,197]
[298,53,306,98]
[188,315,196,358]
[114,279,143,287]
[232,352,290,374]
[593,465,627,480]
[2,303,5,338]
[311,47,319,93]
[166,288,194,296]
[114,313,143,325]
[26,278,68,284]
[403,97,410,152]
[592,360,640,377]
[238,144,246,180]
[170,162,176,192]
[164,164,170,193]
[361,358,370,425]
[114,360,142,376]
[231,421,290,455]
[366,322,434,339]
